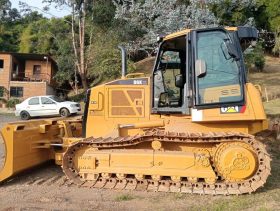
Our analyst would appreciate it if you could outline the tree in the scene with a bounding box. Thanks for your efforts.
[257,0,280,31]
[0,0,22,52]
[41,0,92,90]
[0,0,12,22]
[273,30,280,57]
[113,0,218,52]
[209,0,257,26]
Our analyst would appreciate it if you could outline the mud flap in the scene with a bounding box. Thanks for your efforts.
[0,121,61,182]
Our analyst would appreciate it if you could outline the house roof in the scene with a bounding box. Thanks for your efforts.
[0,52,56,64]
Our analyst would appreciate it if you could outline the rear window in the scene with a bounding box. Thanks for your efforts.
[28,97,40,105]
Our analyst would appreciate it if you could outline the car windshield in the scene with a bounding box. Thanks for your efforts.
[49,96,64,103]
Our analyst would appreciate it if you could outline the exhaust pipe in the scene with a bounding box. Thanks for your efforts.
[118,45,127,79]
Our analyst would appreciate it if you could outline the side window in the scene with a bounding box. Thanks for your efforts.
[195,30,243,105]
[156,51,183,107]
[41,97,54,104]
[28,97,40,105]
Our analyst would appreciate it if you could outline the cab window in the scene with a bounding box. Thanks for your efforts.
[154,50,185,108]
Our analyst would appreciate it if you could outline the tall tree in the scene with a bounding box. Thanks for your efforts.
[113,0,218,52]
[43,0,92,90]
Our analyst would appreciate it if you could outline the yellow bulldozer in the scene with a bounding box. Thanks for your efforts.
[0,26,271,195]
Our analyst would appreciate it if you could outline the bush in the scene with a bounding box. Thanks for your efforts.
[0,98,7,104]
[0,87,4,97]
[244,43,265,72]
[6,98,21,108]
[68,92,86,102]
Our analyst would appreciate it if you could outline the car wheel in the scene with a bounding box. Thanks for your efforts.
[60,108,70,117]
[20,111,30,120]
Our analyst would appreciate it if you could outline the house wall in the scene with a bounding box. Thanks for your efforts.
[25,60,52,82]
[0,53,57,101]
[9,81,55,100]
[0,54,12,98]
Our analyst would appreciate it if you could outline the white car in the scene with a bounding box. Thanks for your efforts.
[15,95,81,120]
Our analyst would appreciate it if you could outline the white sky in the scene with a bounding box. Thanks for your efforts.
[10,0,71,18]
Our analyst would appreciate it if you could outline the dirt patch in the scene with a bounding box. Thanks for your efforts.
[249,56,280,103]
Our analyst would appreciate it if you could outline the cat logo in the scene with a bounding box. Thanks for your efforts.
[220,106,246,114]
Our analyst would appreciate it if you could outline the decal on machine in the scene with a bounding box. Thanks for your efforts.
[107,78,148,85]
[192,109,203,121]
[220,105,246,114]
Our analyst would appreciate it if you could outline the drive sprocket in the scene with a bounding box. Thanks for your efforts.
[214,142,258,182]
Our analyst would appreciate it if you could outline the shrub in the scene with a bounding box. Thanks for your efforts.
[0,98,7,104]
[68,92,86,102]
[0,87,4,97]
[6,98,21,108]
[244,42,265,72]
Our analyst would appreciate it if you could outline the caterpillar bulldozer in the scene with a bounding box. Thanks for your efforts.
[0,26,271,195]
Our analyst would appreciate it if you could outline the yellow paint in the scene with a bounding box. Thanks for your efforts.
[164,27,238,40]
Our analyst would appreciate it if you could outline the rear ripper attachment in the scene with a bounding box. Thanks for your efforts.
[62,130,271,195]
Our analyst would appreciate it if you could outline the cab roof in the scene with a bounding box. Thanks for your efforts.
[163,27,238,40]
[163,26,258,41]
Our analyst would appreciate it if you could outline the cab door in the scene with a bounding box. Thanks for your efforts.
[191,28,245,108]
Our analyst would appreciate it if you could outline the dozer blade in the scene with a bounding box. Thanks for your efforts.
[0,119,63,182]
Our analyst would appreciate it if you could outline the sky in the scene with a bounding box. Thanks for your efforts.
[10,0,71,18]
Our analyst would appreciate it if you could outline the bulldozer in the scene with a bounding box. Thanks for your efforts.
[0,26,271,195]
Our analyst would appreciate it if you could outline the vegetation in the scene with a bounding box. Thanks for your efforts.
[245,42,266,72]
[115,194,135,202]
[0,0,279,92]
[6,98,21,108]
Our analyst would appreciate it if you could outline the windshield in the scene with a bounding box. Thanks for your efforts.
[49,96,64,103]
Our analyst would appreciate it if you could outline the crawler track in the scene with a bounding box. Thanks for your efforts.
[62,130,271,195]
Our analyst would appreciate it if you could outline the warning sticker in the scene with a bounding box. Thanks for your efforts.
[220,105,246,114]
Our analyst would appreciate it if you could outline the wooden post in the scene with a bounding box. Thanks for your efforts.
[265,87,269,102]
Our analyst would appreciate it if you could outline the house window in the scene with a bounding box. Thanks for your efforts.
[0,86,4,97]
[33,65,41,75]
[0,59,4,71]
[10,87,23,98]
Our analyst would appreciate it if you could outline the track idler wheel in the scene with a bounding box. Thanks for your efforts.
[214,142,258,182]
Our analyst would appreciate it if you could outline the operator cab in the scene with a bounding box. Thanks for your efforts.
[152,28,246,114]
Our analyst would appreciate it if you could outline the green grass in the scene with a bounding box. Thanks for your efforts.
[0,112,15,116]
[264,99,280,115]
[115,194,135,202]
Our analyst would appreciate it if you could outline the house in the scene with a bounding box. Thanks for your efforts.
[0,52,57,101]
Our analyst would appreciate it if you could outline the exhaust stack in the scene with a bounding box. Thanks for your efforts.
[118,45,127,79]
